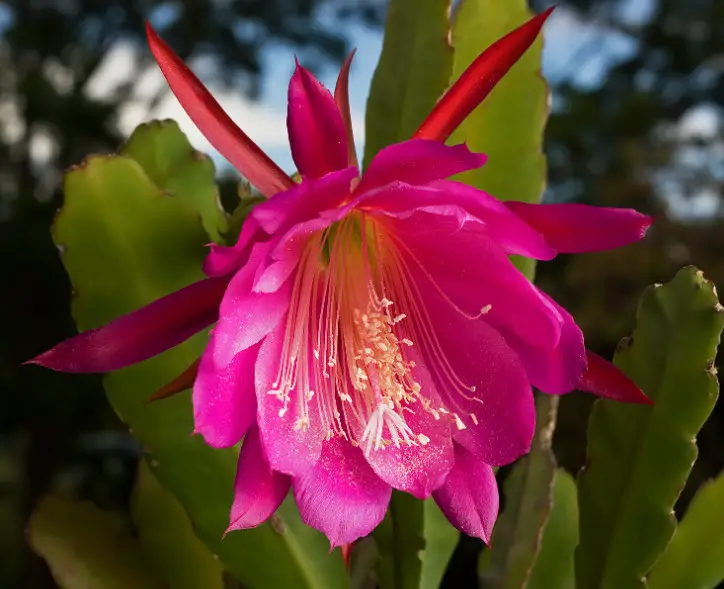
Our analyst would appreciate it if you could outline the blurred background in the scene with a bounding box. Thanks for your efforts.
[1,0,723,586]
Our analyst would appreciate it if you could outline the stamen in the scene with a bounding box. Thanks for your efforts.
[264,211,484,452]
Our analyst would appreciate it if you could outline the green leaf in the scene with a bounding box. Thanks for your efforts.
[131,460,225,589]
[363,0,453,167]
[420,501,459,589]
[28,496,163,589]
[121,119,228,243]
[374,495,458,589]
[480,395,557,589]
[575,266,723,589]
[648,471,724,589]
[57,152,348,588]
[374,492,425,589]
[527,470,578,589]
[448,0,547,278]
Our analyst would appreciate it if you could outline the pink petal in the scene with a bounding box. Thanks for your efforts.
[29,277,228,373]
[146,23,292,197]
[203,216,263,277]
[293,436,391,547]
[213,244,292,367]
[401,237,535,465]
[414,8,554,142]
[287,63,349,179]
[227,426,291,532]
[253,198,359,294]
[251,166,357,235]
[579,350,652,404]
[205,166,357,278]
[384,209,562,349]
[356,140,487,194]
[505,202,653,253]
[502,293,587,395]
[193,334,260,448]
[360,180,554,260]
[334,51,359,168]
[433,444,498,543]
[350,348,455,499]
[255,321,326,476]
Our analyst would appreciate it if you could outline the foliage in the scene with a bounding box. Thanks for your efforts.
[6,0,724,587]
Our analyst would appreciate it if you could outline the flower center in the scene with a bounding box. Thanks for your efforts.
[269,212,478,455]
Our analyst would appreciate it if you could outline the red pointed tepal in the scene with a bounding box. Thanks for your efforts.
[146,23,294,197]
[414,7,554,143]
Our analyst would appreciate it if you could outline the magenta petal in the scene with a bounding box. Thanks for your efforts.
[193,334,259,448]
[433,444,498,543]
[506,202,653,253]
[579,350,652,404]
[351,348,455,499]
[251,167,357,235]
[213,244,291,367]
[254,199,358,294]
[203,216,263,278]
[287,63,349,179]
[387,210,562,349]
[227,426,291,532]
[405,242,535,465]
[503,294,587,395]
[30,277,228,373]
[255,321,325,476]
[357,140,487,194]
[360,180,554,260]
[206,167,357,279]
[293,436,391,547]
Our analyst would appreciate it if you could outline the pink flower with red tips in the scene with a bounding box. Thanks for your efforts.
[30,8,653,547]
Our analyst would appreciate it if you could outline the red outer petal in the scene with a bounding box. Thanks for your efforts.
[334,50,358,168]
[28,277,228,373]
[340,544,353,569]
[147,357,200,403]
[414,7,554,142]
[146,22,293,197]
[578,349,653,405]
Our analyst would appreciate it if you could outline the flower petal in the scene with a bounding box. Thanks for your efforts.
[502,293,587,395]
[287,63,349,179]
[334,51,359,168]
[205,167,357,279]
[505,202,653,253]
[253,198,359,294]
[293,435,391,547]
[433,444,498,543]
[251,166,358,235]
[414,8,554,142]
[351,347,455,499]
[146,23,292,197]
[360,180,554,260]
[357,140,487,194]
[398,235,535,465]
[213,244,291,367]
[579,349,652,404]
[384,209,562,349]
[203,216,263,277]
[29,277,228,373]
[255,320,326,476]
[193,334,260,448]
[227,426,291,532]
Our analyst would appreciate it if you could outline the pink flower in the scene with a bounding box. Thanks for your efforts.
[31,9,652,546]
